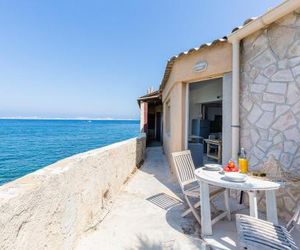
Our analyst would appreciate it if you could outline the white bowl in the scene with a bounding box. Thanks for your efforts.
[224,172,248,182]
[204,164,222,171]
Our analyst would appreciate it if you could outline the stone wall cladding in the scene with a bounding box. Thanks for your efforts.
[240,11,300,220]
[0,134,146,250]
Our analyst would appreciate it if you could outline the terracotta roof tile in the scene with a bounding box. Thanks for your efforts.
[159,38,227,90]
[158,14,260,91]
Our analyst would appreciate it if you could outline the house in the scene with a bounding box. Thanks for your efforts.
[137,89,162,146]
[138,0,300,220]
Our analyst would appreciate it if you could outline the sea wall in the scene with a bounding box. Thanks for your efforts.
[0,134,146,250]
[240,11,300,220]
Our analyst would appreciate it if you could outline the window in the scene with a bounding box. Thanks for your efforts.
[165,100,171,136]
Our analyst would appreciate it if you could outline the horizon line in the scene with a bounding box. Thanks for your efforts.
[0,116,139,121]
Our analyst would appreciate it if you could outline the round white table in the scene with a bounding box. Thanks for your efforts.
[194,168,281,236]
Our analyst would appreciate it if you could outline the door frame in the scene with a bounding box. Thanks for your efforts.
[184,76,225,162]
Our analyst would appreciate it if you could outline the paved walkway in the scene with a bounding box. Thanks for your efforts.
[75,147,300,249]
[75,147,206,250]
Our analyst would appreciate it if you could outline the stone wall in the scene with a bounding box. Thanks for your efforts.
[0,134,146,250]
[240,11,300,220]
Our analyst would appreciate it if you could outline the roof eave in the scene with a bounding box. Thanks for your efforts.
[137,90,162,106]
[228,0,300,42]
[159,38,227,91]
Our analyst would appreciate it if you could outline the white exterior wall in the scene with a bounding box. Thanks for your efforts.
[222,73,233,164]
[140,102,148,133]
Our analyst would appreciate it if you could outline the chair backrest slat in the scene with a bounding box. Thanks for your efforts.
[172,150,196,189]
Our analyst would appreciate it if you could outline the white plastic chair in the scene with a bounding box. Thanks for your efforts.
[172,150,227,225]
[236,204,300,250]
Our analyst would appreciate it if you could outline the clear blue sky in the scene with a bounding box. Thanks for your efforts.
[0,0,282,119]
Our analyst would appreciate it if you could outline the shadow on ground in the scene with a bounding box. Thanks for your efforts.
[141,147,203,243]
[126,235,175,250]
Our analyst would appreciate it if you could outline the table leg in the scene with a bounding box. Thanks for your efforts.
[200,181,212,236]
[218,144,221,163]
[265,190,278,224]
[224,189,231,221]
[247,191,258,218]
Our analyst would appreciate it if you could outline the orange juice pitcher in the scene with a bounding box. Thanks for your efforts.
[238,148,248,173]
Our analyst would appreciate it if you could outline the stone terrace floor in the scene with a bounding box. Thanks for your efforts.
[75,147,300,250]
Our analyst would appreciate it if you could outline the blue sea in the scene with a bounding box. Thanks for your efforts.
[0,119,140,185]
